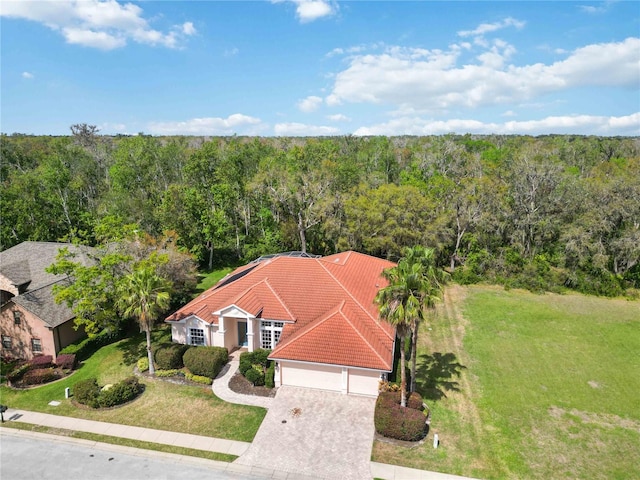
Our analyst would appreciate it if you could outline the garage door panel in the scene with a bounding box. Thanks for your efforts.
[348,369,380,397]
[281,362,342,392]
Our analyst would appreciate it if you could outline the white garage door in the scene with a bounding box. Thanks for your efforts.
[280,362,342,393]
[348,369,381,397]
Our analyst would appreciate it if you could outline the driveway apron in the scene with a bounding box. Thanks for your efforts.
[235,385,376,480]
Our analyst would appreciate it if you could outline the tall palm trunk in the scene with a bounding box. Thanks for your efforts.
[399,334,407,407]
[410,324,418,393]
[146,328,155,375]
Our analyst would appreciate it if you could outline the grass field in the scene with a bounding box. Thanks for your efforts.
[0,331,266,443]
[194,267,234,296]
[372,285,640,479]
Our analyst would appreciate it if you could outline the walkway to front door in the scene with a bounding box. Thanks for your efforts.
[235,386,376,480]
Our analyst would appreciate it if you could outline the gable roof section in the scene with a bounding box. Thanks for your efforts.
[0,242,95,327]
[271,301,393,370]
[167,251,396,371]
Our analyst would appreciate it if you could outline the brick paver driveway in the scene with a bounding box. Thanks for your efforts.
[235,386,376,480]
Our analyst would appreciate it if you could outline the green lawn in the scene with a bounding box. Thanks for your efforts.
[0,332,266,443]
[193,267,234,296]
[373,285,640,480]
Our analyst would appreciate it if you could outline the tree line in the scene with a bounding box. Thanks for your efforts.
[2,127,639,296]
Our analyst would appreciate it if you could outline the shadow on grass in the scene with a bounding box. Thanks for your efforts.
[415,352,466,401]
[115,327,174,366]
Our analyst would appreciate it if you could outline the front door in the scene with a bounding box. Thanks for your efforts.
[238,321,248,347]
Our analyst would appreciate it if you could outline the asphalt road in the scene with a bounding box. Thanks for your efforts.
[0,432,269,480]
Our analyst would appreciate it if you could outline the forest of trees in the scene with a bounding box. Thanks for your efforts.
[2,127,639,297]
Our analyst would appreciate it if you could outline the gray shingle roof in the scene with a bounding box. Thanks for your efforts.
[1,242,95,327]
[12,282,75,328]
[0,242,93,290]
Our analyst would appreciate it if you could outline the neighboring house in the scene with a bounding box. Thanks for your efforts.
[166,251,396,397]
[0,242,92,361]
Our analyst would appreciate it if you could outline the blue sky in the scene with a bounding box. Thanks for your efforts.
[1,1,639,136]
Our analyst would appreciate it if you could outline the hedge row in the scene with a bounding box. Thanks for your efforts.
[73,376,143,408]
[154,343,190,370]
[21,368,61,386]
[6,353,77,385]
[60,329,124,361]
[374,391,428,442]
[183,346,228,379]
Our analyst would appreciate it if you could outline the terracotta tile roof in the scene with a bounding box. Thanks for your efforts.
[166,251,396,371]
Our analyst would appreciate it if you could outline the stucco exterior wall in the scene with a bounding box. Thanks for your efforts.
[170,317,219,347]
[171,323,186,344]
[0,303,55,361]
[53,320,86,357]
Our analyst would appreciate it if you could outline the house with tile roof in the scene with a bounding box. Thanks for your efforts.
[166,251,396,397]
[0,242,93,361]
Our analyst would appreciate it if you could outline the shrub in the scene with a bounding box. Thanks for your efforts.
[244,367,264,386]
[377,391,424,411]
[74,378,101,407]
[137,357,149,372]
[154,369,181,377]
[185,372,212,385]
[55,354,76,370]
[239,353,253,376]
[407,392,425,411]
[154,343,189,370]
[378,380,400,392]
[60,329,123,361]
[29,355,54,370]
[22,368,60,385]
[7,363,30,384]
[183,346,228,379]
[374,397,428,442]
[239,349,271,383]
[97,376,142,408]
[265,362,275,388]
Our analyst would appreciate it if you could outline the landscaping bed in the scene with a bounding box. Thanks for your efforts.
[229,372,277,398]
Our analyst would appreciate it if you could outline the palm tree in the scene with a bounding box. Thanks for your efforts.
[376,246,448,406]
[401,247,448,393]
[376,260,422,407]
[118,265,171,375]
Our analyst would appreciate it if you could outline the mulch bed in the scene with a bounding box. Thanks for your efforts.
[228,372,277,398]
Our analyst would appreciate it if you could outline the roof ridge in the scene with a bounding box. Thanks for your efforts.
[273,300,345,352]
[262,278,296,321]
[316,254,394,341]
[338,302,391,370]
[16,277,67,296]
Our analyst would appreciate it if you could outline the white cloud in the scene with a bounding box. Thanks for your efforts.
[21,71,34,79]
[274,0,335,23]
[182,22,196,36]
[274,122,340,136]
[457,17,526,38]
[224,47,239,57]
[352,112,640,136]
[147,114,264,135]
[327,114,351,122]
[325,37,640,112]
[297,95,323,112]
[580,2,612,14]
[0,0,195,50]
